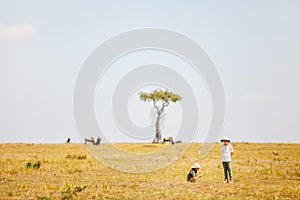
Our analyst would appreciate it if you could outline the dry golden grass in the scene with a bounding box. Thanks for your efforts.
[0,142,299,199]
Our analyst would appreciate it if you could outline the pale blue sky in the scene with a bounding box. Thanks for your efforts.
[0,0,299,143]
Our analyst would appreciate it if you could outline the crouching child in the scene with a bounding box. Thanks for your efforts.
[187,163,202,182]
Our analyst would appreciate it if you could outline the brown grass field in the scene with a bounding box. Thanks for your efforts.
[0,142,299,199]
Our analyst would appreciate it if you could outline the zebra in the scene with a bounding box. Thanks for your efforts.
[84,137,95,145]
[84,137,102,145]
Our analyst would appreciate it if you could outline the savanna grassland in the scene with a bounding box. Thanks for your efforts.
[0,142,299,200]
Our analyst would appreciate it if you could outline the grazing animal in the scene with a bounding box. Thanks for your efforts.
[84,137,102,145]
[84,137,95,145]
[175,140,182,144]
[95,137,102,145]
[162,137,175,144]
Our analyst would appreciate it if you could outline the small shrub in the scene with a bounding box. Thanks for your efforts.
[33,161,41,169]
[36,196,52,200]
[77,154,87,160]
[61,187,72,200]
[73,185,87,193]
[68,168,83,174]
[8,191,13,197]
[65,154,87,160]
[26,161,41,169]
[61,185,87,200]
[26,162,32,168]
[65,154,72,159]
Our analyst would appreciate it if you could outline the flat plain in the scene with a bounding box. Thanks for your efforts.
[0,142,299,199]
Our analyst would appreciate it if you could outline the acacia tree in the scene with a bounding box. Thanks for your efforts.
[139,89,182,143]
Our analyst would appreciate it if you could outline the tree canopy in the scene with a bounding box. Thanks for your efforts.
[139,89,182,103]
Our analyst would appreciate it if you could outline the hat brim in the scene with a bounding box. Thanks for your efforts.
[220,139,230,142]
[191,164,201,168]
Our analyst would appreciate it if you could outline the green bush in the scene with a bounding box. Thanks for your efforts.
[33,161,41,169]
[26,161,41,169]
[36,195,52,200]
[61,185,87,200]
[26,162,32,168]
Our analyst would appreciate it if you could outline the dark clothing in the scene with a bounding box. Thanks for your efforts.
[222,162,233,181]
[187,168,197,182]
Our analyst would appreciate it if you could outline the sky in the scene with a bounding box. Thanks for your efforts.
[0,0,299,143]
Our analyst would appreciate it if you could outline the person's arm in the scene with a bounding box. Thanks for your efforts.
[189,170,201,181]
[230,145,234,157]
[193,170,202,179]
[191,174,202,181]
[195,174,202,179]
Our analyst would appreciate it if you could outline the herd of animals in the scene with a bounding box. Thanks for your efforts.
[66,137,182,145]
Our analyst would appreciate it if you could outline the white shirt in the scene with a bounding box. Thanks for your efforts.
[220,144,234,162]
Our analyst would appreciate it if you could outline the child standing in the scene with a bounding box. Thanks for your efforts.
[187,163,201,182]
[220,137,234,183]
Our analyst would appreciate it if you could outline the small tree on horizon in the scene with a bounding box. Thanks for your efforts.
[139,89,182,143]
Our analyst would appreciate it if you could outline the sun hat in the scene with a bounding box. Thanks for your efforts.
[191,163,201,169]
[220,136,231,142]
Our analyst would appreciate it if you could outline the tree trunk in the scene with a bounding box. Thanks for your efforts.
[152,101,168,143]
[153,113,162,143]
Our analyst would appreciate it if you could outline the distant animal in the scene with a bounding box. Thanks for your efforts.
[66,138,71,143]
[162,137,175,144]
[84,137,95,145]
[95,137,102,145]
[175,140,182,144]
[84,137,102,145]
